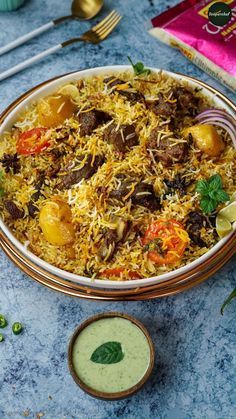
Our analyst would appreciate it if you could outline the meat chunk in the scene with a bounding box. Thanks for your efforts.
[104,77,145,104]
[119,90,145,104]
[49,148,65,159]
[58,154,104,190]
[104,123,138,153]
[185,211,207,247]
[164,174,193,196]
[5,200,24,220]
[104,76,126,88]
[110,178,161,211]
[109,176,131,200]
[173,87,199,116]
[148,128,189,166]
[98,218,131,261]
[148,87,199,118]
[131,183,161,211]
[45,148,65,178]
[147,93,176,117]
[45,162,61,178]
[78,109,111,136]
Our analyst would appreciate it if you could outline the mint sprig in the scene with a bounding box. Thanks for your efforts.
[90,341,124,364]
[221,287,236,315]
[195,174,229,214]
[127,56,151,76]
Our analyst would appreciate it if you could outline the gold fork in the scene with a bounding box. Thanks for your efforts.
[62,10,122,46]
[0,11,122,82]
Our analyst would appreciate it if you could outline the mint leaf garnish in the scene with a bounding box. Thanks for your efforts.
[127,57,151,76]
[215,189,229,203]
[195,174,229,214]
[208,174,222,190]
[200,197,216,214]
[90,341,124,364]
[195,179,209,195]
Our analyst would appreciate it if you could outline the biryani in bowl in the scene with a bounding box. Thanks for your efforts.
[0,67,235,281]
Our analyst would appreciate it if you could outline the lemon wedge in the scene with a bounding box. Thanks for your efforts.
[216,214,232,238]
[218,201,236,223]
[230,192,236,203]
[58,84,80,101]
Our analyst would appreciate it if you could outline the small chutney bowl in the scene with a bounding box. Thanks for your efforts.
[68,311,155,400]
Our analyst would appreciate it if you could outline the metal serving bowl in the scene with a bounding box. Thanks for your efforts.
[0,66,235,299]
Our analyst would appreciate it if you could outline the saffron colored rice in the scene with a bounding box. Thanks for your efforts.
[0,71,235,281]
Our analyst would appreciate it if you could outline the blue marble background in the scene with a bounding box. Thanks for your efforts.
[0,0,235,418]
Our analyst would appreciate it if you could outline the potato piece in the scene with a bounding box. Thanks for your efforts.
[38,94,76,128]
[183,124,225,157]
[39,198,75,245]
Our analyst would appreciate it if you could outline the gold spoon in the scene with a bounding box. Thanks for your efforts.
[55,0,104,23]
[0,0,104,56]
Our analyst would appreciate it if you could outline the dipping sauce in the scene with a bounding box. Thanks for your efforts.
[72,317,151,393]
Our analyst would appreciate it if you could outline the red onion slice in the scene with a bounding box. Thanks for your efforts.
[196,109,236,126]
[198,116,235,132]
[195,109,236,147]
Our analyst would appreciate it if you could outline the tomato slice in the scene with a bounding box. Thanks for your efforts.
[17,128,49,155]
[100,268,141,280]
[142,219,189,265]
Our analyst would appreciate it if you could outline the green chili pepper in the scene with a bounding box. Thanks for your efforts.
[0,314,7,328]
[0,333,4,342]
[12,322,23,335]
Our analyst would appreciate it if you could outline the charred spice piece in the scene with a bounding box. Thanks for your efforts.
[164,174,193,196]
[0,153,20,174]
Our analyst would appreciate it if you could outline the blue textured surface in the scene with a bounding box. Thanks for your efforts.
[0,1,235,418]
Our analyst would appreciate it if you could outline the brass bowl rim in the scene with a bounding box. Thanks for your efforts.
[67,311,155,400]
[1,226,235,296]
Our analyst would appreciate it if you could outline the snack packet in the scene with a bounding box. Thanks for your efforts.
[149,0,236,92]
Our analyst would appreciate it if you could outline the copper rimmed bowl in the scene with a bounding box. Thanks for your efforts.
[0,66,235,299]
